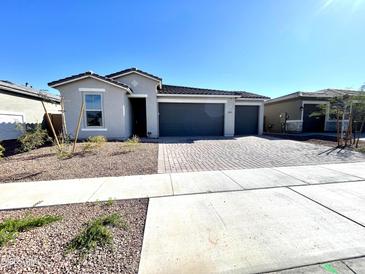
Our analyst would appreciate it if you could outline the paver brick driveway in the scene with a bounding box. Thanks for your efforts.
[158,136,365,173]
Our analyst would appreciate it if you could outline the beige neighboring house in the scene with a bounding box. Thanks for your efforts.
[48,68,268,140]
[264,89,363,134]
[0,80,61,140]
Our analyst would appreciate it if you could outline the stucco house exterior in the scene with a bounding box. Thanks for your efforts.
[264,89,363,133]
[0,80,61,140]
[48,68,268,139]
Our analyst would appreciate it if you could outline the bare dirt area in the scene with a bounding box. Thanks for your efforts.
[0,142,158,183]
[0,199,148,274]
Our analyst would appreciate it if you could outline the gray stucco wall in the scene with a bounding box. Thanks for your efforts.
[113,73,160,138]
[0,91,60,140]
[57,78,131,140]
[264,99,302,133]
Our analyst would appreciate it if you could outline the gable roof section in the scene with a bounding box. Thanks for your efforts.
[1,80,60,103]
[158,84,269,99]
[266,88,363,104]
[105,67,162,82]
[301,88,363,98]
[48,71,133,93]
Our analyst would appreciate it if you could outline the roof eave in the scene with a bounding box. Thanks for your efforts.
[48,74,133,94]
[107,70,162,85]
[0,83,60,103]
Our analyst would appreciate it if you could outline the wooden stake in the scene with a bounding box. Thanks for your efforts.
[60,96,68,140]
[42,100,60,148]
[72,100,85,154]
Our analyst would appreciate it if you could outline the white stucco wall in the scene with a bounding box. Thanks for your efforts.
[57,78,131,140]
[113,73,160,138]
[0,91,60,140]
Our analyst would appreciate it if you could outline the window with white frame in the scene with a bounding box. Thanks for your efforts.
[84,94,103,127]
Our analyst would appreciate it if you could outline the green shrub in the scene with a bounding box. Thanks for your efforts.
[17,124,49,152]
[0,215,62,247]
[66,213,126,257]
[120,135,140,153]
[356,146,365,153]
[82,135,107,152]
[55,145,73,159]
[0,144,4,159]
[87,135,107,144]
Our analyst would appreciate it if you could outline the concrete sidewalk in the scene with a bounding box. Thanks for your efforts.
[139,187,365,274]
[0,162,365,210]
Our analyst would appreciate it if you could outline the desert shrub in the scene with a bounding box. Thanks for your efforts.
[356,146,365,153]
[0,215,62,247]
[120,135,140,153]
[66,213,126,257]
[82,135,107,152]
[55,145,73,159]
[87,135,107,144]
[17,124,49,152]
[0,144,4,159]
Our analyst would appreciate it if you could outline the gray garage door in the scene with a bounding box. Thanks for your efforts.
[159,103,224,136]
[235,105,259,135]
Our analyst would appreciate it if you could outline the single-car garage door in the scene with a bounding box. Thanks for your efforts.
[235,105,259,135]
[159,103,224,136]
[0,113,24,140]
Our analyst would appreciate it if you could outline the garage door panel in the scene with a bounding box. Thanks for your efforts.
[159,103,224,136]
[0,113,24,140]
[235,106,258,135]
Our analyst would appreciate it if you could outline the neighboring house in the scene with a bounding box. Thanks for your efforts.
[0,80,61,140]
[48,68,268,139]
[264,89,363,133]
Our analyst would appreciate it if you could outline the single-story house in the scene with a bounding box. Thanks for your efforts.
[48,68,268,139]
[264,89,363,133]
[0,80,61,140]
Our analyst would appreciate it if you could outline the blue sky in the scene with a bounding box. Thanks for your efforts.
[1,0,365,98]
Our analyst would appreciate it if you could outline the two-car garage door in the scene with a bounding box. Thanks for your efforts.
[159,103,224,136]
[159,103,259,136]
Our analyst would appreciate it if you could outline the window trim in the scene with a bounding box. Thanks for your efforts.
[83,92,105,129]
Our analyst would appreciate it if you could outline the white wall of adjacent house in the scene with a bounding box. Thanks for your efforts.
[0,92,60,140]
[57,78,131,140]
[112,73,160,138]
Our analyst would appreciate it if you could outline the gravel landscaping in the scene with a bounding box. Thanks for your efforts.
[0,199,148,274]
[0,141,158,183]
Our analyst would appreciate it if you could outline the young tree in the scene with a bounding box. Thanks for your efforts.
[351,92,365,147]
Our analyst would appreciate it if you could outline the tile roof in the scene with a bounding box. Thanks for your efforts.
[0,80,60,102]
[158,84,269,99]
[301,88,363,98]
[48,71,132,92]
[105,67,162,81]
[266,88,364,104]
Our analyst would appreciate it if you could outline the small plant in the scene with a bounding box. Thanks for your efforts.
[106,198,114,206]
[17,124,49,152]
[0,144,4,159]
[55,144,73,159]
[66,213,127,257]
[82,135,107,153]
[120,135,140,153]
[87,135,107,144]
[356,146,365,153]
[0,214,62,247]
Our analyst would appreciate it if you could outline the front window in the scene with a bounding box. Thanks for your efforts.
[85,94,103,127]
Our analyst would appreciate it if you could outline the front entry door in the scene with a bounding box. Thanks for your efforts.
[302,104,325,132]
[131,98,147,137]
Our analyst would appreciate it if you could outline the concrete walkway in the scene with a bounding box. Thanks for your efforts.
[2,162,365,273]
[1,162,365,210]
